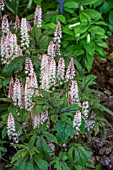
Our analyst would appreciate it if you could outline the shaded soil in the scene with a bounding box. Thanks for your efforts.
[91,39,113,169]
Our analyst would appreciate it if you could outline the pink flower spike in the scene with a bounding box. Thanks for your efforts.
[34,5,42,28]
[8,77,14,98]
[49,58,56,88]
[82,101,89,118]
[20,18,29,50]
[27,21,32,31]
[0,0,4,10]
[33,114,41,129]
[47,41,55,59]
[14,15,20,30]
[2,15,9,34]
[7,113,18,143]
[57,58,65,82]
[73,110,81,135]
[70,80,79,104]
[54,21,62,43]
[25,57,34,76]
[65,58,75,81]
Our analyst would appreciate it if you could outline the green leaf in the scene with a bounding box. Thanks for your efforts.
[63,26,74,36]
[80,0,99,5]
[109,11,113,25]
[0,98,10,102]
[95,40,108,48]
[88,26,105,35]
[83,41,95,56]
[36,138,52,157]
[64,1,79,9]
[26,161,34,170]
[33,0,41,5]
[94,122,99,135]
[95,46,106,59]
[44,23,56,29]
[0,146,7,153]
[5,0,19,14]
[2,126,7,139]
[43,131,58,144]
[34,155,48,170]
[53,121,74,144]
[56,15,66,24]
[85,53,94,72]
[110,52,113,58]
[2,56,26,75]
[100,2,113,13]
[67,146,74,163]
[82,9,101,20]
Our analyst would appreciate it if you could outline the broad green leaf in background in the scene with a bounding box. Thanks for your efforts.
[34,0,41,5]
[64,0,79,9]
[109,11,113,25]
[5,0,20,15]
[100,1,113,13]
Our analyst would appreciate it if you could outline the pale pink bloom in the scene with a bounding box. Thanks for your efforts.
[24,77,33,111]
[47,141,55,156]
[33,114,41,129]
[73,110,81,135]
[30,71,38,96]
[2,32,14,64]
[17,45,22,56]
[82,101,89,118]
[25,57,34,76]
[12,78,23,108]
[55,41,61,56]
[40,55,50,90]
[57,58,65,82]
[14,15,20,30]
[47,41,55,59]
[8,77,14,98]
[34,5,42,27]
[0,0,4,10]
[1,33,21,64]
[40,54,49,78]
[41,110,48,123]
[27,21,32,31]
[12,34,18,59]
[40,71,50,91]
[54,21,62,43]
[2,15,9,34]
[20,18,29,50]
[7,113,18,143]
[1,36,6,63]
[48,58,56,88]
[65,58,75,81]
[70,80,79,104]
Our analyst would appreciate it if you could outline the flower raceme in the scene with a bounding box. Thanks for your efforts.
[0,0,4,10]
[20,18,30,50]
[54,21,62,56]
[2,15,9,34]
[73,110,81,136]
[34,5,42,28]
[65,58,75,82]
[7,113,18,143]
[1,32,22,64]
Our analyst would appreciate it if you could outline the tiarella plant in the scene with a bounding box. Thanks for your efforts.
[0,2,113,170]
